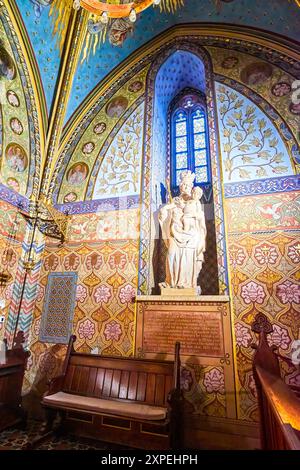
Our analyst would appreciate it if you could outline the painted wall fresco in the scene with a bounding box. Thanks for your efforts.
[66,0,300,122]
[215,83,294,183]
[226,226,300,421]
[15,0,61,112]
[0,17,30,196]
[0,3,43,199]
[56,67,148,203]
[92,101,144,199]
[225,191,300,233]
[23,208,139,397]
[0,200,26,341]
[209,47,300,147]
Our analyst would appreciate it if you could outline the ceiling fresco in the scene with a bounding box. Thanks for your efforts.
[65,0,300,123]
[10,0,300,123]
[0,3,42,198]
[15,0,61,113]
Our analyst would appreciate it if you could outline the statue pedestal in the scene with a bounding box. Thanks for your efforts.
[159,286,199,297]
[135,294,237,421]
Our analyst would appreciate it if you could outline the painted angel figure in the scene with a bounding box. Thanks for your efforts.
[159,171,206,290]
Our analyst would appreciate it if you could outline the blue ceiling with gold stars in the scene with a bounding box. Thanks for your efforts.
[12,0,300,123]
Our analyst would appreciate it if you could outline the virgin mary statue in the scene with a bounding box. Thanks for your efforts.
[158,171,206,291]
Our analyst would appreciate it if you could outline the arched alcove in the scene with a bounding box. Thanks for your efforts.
[138,42,228,296]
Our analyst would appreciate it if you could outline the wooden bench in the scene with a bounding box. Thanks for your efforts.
[252,313,300,450]
[0,331,30,431]
[41,336,183,450]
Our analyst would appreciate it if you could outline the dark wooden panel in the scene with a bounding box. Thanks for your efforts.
[63,365,75,391]
[119,371,130,399]
[0,339,29,432]
[110,370,121,398]
[102,369,113,397]
[94,368,105,397]
[145,373,156,405]
[127,372,138,400]
[69,354,174,375]
[78,366,90,394]
[86,367,97,396]
[70,366,83,392]
[164,375,173,403]
[155,374,165,406]
[136,372,147,402]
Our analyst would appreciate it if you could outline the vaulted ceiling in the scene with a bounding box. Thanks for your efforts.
[13,0,300,123]
[0,0,299,204]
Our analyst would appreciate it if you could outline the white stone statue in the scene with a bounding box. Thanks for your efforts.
[158,171,206,291]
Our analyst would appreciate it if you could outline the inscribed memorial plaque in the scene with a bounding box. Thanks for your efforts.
[143,309,224,357]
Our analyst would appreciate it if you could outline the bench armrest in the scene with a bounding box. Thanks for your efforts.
[167,387,183,407]
[44,374,65,397]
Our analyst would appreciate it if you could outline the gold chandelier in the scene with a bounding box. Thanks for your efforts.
[73,1,184,22]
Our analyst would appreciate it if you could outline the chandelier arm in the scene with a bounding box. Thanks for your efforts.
[80,0,156,17]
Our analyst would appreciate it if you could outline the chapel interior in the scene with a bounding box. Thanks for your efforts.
[0,0,299,452]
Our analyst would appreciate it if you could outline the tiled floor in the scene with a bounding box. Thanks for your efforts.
[0,421,127,450]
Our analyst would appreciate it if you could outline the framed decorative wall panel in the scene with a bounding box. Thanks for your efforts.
[40,272,78,344]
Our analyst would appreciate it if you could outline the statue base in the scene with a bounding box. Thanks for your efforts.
[159,284,200,297]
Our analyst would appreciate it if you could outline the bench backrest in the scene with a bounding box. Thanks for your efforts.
[62,337,179,408]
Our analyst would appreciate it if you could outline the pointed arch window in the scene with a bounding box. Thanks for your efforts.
[171,94,210,190]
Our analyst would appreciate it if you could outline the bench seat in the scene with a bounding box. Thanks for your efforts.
[43,391,167,420]
[41,336,182,449]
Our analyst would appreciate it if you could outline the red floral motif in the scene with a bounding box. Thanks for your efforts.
[78,318,95,340]
[235,322,252,348]
[36,284,44,302]
[26,355,33,371]
[119,284,135,304]
[64,253,80,271]
[180,368,193,392]
[269,324,291,351]
[277,280,300,304]
[39,352,57,376]
[43,254,59,271]
[246,372,257,398]
[85,252,103,271]
[104,320,122,341]
[287,242,300,264]
[2,248,17,267]
[76,284,87,303]
[34,318,41,337]
[229,245,247,268]
[241,281,266,304]
[94,285,112,304]
[108,251,127,270]
[254,243,279,265]
[203,368,225,394]
[287,372,300,388]
[4,283,13,300]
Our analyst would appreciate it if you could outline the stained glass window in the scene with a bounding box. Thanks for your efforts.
[171,97,210,189]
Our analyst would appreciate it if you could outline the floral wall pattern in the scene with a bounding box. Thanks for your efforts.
[24,209,139,397]
[216,83,294,183]
[225,194,300,421]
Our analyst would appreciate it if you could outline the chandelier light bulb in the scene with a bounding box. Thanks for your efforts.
[129,9,137,22]
[153,0,161,5]
[73,0,81,11]
[100,11,109,24]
